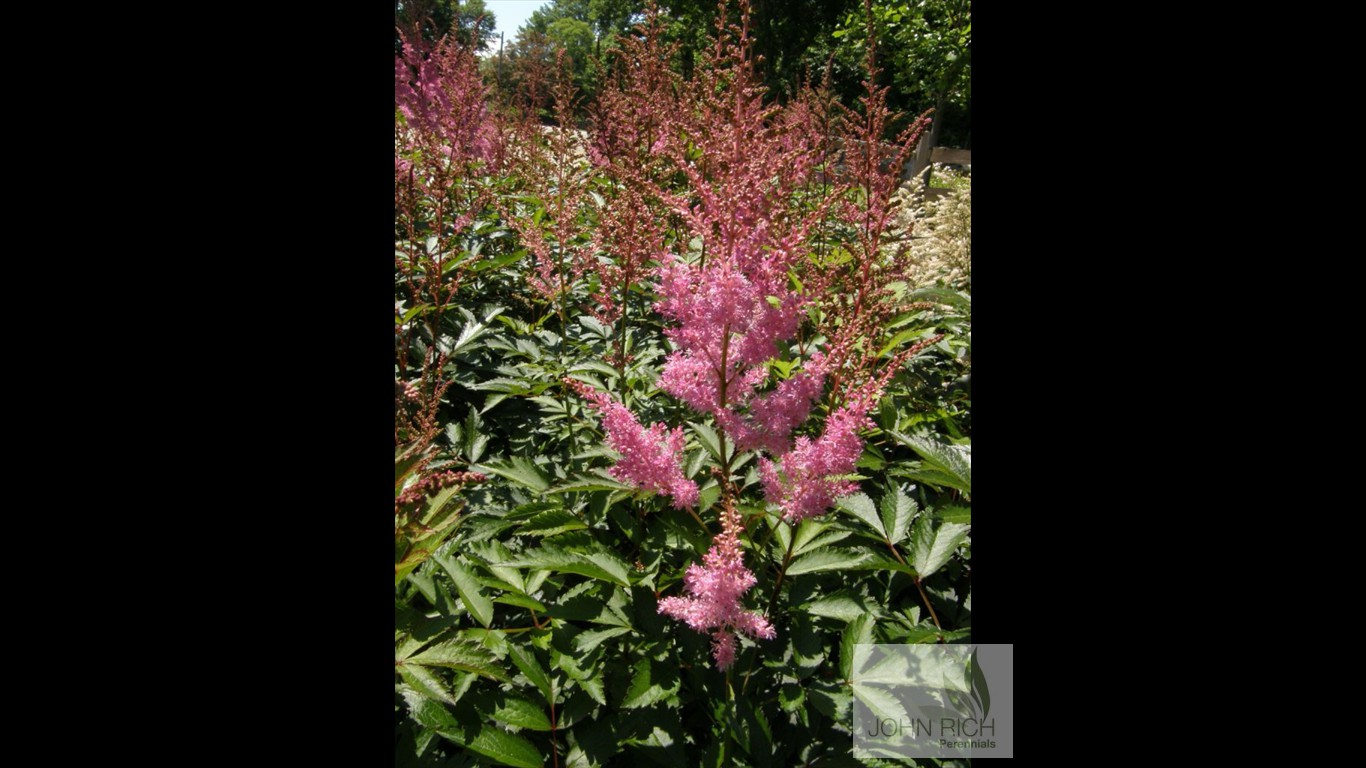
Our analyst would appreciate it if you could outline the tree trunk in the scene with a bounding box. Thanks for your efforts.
[909,96,945,182]
[910,48,969,180]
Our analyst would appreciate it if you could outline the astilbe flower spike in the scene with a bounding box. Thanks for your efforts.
[632,1,829,457]
[595,2,835,667]
[566,379,698,508]
[395,24,501,450]
[502,48,595,310]
[589,0,945,667]
[658,496,775,669]
[395,27,498,170]
[758,402,872,523]
[759,335,944,522]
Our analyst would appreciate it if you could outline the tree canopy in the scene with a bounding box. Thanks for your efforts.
[420,0,969,148]
[396,0,498,52]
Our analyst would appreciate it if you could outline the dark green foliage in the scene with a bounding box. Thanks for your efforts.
[395,244,971,766]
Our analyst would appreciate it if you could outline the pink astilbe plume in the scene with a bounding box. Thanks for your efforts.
[717,353,830,455]
[626,3,834,460]
[588,181,663,327]
[653,259,805,412]
[566,379,698,508]
[582,1,837,466]
[758,358,884,523]
[760,336,944,522]
[395,23,503,450]
[395,28,498,168]
[502,48,595,309]
[589,4,681,178]
[759,402,872,523]
[803,0,935,400]
[577,0,948,669]
[579,7,680,364]
[658,498,775,669]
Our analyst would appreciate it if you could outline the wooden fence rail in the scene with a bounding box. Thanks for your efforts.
[920,146,971,201]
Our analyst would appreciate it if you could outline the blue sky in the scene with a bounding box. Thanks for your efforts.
[483,0,552,45]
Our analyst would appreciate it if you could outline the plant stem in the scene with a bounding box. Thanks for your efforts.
[721,670,733,764]
[884,538,907,566]
[876,521,944,641]
[741,524,795,695]
[764,529,797,617]
[617,270,630,397]
[685,505,710,534]
[549,697,559,768]
[914,577,944,642]
[716,322,732,481]
[750,518,777,557]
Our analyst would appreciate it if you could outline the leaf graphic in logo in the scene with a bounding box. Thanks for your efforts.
[945,686,976,720]
[969,647,991,720]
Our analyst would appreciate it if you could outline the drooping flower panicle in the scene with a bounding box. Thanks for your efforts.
[566,379,698,508]
[717,353,830,455]
[395,29,498,168]
[759,402,872,523]
[657,498,775,669]
[637,3,829,466]
[759,336,944,522]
